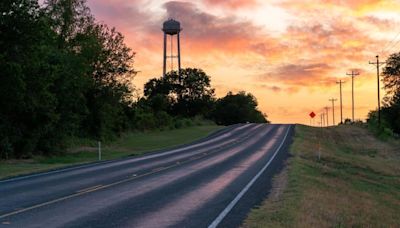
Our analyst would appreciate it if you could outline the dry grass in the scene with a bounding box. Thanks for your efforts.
[243,125,400,228]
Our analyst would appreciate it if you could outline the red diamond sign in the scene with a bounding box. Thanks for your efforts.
[309,112,316,118]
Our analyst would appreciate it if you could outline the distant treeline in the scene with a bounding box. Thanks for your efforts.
[140,69,268,129]
[368,52,400,136]
[0,0,268,158]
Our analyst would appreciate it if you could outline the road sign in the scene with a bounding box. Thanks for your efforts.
[309,112,316,118]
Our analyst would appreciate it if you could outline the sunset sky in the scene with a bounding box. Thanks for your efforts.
[87,0,400,124]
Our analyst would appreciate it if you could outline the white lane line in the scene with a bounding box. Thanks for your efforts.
[208,125,292,228]
[0,124,269,220]
[0,125,250,184]
[132,126,282,228]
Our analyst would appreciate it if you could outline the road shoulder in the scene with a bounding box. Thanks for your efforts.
[242,124,400,227]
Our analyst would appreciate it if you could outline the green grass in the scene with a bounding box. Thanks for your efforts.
[243,125,400,227]
[0,125,223,179]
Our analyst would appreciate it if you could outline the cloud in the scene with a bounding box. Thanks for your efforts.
[363,15,394,27]
[264,63,334,86]
[276,63,332,78]
[285,21,370,57]
[202,0,258,9]
[86,0,400,124]
[89,1,284,60]
[162,1,274,54]
[259,85,282,93]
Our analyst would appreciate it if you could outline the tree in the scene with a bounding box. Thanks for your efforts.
[44,0,93,48]
[143,68,215,117]
[79,23,136,139]
[382,52,400,96]
[380,52,400,133]
[173,68,215,117]
[213,91,269,125]
[46,0,136,139]
[0,0,63,157]
[381,91,400,134]
[0,0,137,158]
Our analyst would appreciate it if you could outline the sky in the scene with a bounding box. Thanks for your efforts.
[87,0,400,125]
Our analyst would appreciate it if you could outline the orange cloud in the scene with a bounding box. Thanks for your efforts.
[265,63,335,86]
[162,1,267,54]
[86,0,399,124]
[203,0,258,9]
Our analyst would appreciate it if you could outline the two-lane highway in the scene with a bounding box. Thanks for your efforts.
[0,124,294,228]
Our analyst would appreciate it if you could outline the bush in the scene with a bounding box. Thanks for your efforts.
[367,110,394,140]
[0,137,12,160]
[155,111,173,130]
[134,111,157,131]
[173,118,190,129]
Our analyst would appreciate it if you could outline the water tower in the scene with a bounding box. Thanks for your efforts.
[162,19,182,80]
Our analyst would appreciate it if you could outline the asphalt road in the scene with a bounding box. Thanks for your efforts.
[0,123,294,228]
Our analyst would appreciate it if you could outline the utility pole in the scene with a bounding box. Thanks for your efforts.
[336,80,345,124]
[346,71,360,122]
[369,55,386,126]
[329,98,337,125]
[324,106,330,126]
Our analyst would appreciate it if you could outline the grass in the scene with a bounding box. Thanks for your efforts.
[0,125,223,180]
[243,124,400,227]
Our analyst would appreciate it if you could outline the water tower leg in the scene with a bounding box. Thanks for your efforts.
[163,33,167,77]
[177,33,181,82]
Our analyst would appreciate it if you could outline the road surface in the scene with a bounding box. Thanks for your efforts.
[0,124,294,228]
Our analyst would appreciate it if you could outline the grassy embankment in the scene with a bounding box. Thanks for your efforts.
[244,124,400,227]
[0,125,223,180]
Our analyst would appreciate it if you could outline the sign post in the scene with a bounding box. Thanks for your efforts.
[310,111,321,160]
[309,111,316,126]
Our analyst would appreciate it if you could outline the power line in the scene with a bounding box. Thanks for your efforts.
[381,30,400,55]
[384,39,400,58]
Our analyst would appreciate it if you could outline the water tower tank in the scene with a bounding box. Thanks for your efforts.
[162,19,181,35]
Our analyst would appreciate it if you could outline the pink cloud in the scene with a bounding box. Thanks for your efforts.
[203,0,258,9]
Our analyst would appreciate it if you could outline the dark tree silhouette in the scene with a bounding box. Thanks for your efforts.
[213,91,268,125]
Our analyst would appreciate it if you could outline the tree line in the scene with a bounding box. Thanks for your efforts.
[368,52,400,136]
[139,69,268,128]
[0,0,268,159]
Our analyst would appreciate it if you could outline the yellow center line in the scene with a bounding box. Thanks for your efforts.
[151,167,166,172]
[76,185,103,193]
[0,127,262,220]
[0,153,209,219]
